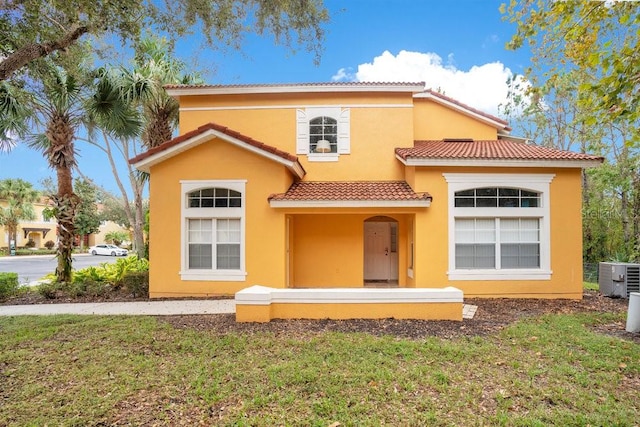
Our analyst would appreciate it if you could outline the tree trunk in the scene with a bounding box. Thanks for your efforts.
[133,189,146,259]
[47,115,78,283]
[53,165,78,283]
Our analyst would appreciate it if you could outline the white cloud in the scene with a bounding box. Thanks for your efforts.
[332,50,528,117]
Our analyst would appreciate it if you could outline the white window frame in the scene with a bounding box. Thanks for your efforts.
[296,107,350,162]
[443,173,554,281]
[180,180,247,281]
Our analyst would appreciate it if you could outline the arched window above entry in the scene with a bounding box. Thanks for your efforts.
[454,187,540,208]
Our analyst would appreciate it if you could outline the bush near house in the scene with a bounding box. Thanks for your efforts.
[0,272,19,300]
[38,255,150,299]
[44,240,55,249]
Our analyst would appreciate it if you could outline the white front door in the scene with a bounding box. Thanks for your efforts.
[364,222,390,280]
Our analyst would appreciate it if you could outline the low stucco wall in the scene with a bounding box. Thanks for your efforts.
[235,285,463,322]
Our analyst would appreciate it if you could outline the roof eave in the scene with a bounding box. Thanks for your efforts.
[166,83,426,97]
[131,129,305,179]
[396,154,603,169]
[269,199,431,208]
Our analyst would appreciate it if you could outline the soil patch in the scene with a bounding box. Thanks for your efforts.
[3,289,637,342]
[159,291,638,342]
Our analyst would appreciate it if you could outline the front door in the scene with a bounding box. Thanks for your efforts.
[364,222,390,280]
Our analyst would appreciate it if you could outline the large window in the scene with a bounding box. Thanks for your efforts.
[455,218,540,269]
[296,107,350,161]
[444,174,554,281]
[181,180,246,281]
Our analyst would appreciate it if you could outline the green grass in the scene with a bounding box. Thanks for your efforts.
[584,281,599,291]
[1,313,638,426]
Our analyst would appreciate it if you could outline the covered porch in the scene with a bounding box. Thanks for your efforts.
[269,181,431,289]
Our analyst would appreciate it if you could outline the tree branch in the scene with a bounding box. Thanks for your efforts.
[0,25,90,81]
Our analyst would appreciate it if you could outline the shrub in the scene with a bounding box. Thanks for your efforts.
[44,240,55,249]
[24,239,36,248]
[69,280,112,298]
[121,271,149,297]
[37,281,65,299]
[0,272,19,300]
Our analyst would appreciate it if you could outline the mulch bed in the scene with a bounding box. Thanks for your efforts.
[159,291,638,342]
[2,289,638,342]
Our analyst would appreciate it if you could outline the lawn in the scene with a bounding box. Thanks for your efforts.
[1,311,638,426]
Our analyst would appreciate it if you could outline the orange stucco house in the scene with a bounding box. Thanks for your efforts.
[130,82,602,313]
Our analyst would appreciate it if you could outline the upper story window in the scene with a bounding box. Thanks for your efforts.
[454,188,540,208]
[296,107,350,162]
[309,116,338,154]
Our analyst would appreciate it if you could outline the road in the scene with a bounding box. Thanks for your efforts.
[0,254,125,285]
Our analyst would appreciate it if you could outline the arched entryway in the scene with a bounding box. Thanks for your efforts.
[363,216,398,286]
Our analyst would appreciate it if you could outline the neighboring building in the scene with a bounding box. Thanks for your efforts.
[0,197,56,249]
[130,82,602,299]
[0,198,130,250]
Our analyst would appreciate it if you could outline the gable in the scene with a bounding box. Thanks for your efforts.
[130,122,305,179]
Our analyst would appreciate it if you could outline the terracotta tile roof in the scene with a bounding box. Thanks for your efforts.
[422,89,510,128]
[268,181,431,202]
[129,122,299,165]
[164,82,425,90]
[395,140,604,162]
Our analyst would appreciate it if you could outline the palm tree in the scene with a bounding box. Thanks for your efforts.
[0,179,40,252]
[0,80,29,150]
[88,36,201,258]
[27,65,87,282]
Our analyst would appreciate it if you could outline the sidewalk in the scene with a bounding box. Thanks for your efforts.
[0,299,236,316]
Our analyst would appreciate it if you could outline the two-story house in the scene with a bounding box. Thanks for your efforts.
[130,82,602,301]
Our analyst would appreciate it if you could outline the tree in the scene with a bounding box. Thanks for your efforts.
[501,0,640,138]
[502,0,640,262]
[1,0,329,81]
[87,36,199,258]
[0,179,40,251]
[24,63,88,282]
[73,178,101,248]
[104,230,129,247]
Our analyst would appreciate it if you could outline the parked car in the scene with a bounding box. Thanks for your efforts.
[89,244,128,257]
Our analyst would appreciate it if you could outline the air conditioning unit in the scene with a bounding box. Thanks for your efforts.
[598,262,640,298]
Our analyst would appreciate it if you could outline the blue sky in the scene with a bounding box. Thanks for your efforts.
[0,0,531,196]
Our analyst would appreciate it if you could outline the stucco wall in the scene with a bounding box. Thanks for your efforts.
[413,100,499,140]
[412,166,584,298]
[148,138,293,297]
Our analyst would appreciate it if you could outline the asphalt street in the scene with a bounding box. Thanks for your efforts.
[0,253,124,284]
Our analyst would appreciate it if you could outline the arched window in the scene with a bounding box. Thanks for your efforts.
[309,116,338,153]
[181,181,246,281]
[454,187,540,208]
[295,107,350,160]
[444,174,553,280]
[188,188,242,208]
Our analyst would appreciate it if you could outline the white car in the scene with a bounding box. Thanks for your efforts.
[89,244,128,257]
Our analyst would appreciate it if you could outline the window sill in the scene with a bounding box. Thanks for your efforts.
[179,270,247,282]
[447,269,551,281]
[307,153,339,162]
